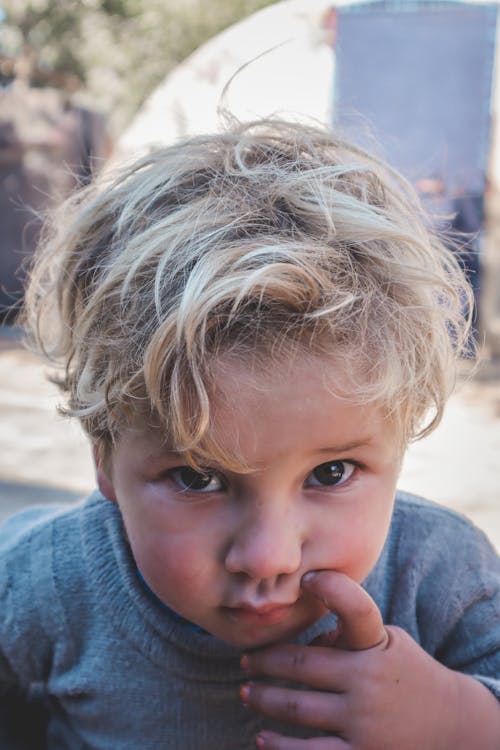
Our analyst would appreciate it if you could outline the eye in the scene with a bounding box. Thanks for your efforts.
[168,466,224,493]
[304,460,356,488]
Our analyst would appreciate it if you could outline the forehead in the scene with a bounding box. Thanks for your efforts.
[210,352,357,414]
[204,355,399,461]
[110,352,403,471]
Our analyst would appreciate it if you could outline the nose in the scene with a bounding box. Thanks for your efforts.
[224,499,303,581]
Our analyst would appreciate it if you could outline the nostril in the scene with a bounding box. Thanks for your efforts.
[224,540,302,580]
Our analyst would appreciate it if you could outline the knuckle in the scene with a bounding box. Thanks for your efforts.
[385,624,405,640]
[291,649,307,670]
[285,696,303,720]
[381,624,407,651]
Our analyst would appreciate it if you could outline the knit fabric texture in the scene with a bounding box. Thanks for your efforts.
[0,491,499,749]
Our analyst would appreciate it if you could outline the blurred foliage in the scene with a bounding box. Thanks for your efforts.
[0,0,278,135]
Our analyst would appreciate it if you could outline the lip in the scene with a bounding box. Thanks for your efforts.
[224,602,296,626]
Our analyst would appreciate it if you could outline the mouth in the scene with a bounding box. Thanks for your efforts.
[224,601,296,626]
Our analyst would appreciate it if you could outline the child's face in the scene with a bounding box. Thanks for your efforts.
[97,357,402,649]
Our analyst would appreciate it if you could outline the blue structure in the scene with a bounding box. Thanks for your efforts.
[333,0,499,331]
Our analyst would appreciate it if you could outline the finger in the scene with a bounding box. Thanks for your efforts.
[302,571,388,651]
[240,681,345,732]
[242,644,352,690]
[255,730,347,750]
[310,621,343,648]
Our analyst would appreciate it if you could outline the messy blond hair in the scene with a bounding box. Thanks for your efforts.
[22,118,472,468]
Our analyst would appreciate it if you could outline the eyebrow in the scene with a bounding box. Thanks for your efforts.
[146,448,220,470]
[316,438,374,454]
[144,438,375,471]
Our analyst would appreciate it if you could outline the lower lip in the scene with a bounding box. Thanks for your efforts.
[226,605,294,626]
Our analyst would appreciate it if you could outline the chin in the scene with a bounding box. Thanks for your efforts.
[223,618,319,650]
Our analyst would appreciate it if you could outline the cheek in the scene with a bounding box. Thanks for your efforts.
[309,492,394,582]
[335,535,384,583]
[129,524,211,578]
[129,528,217,611]
[120,501,223,602]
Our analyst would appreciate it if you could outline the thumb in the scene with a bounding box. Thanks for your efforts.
[303,570,388,651]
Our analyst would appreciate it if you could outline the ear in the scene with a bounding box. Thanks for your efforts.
[93,444,118,503]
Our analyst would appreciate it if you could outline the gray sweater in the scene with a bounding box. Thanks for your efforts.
[0,491,499,749]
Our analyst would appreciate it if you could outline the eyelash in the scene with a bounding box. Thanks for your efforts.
[165,460,358,495]
[304,460,357,489]
[167,467,225,494]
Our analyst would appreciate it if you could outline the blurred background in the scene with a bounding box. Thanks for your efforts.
[0,0,499,549]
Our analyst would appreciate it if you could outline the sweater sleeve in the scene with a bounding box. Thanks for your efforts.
[0,506,60,685]
[0,506,66,749]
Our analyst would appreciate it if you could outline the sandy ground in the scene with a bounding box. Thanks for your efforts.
[0,326,499,551]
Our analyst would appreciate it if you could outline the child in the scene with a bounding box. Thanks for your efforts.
[2,118,499,749]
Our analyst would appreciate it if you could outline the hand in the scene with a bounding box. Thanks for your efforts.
[239,571,460,750]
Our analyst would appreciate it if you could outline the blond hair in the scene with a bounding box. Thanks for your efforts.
[22,118,473,468]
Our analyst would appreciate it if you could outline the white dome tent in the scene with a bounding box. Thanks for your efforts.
[115,0,500,356]
[115,0,336,158]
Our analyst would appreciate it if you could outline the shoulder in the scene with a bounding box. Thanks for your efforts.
[0,492,113,570]
[0,491,121,604]
[0,500,84,589]
[391,490,496,555]
[386,490,499,588]
[0,493,115,682]
[367,491,500,657]
[388,493,500,691]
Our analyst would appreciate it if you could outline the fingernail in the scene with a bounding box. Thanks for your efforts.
[302,571,317,585]
[256,732,274,749]
[239,683,251,706]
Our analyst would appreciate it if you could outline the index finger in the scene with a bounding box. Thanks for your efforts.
[302,570,388,651]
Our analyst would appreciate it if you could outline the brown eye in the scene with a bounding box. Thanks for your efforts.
[169,467,223,492]
[305,461,355,488]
